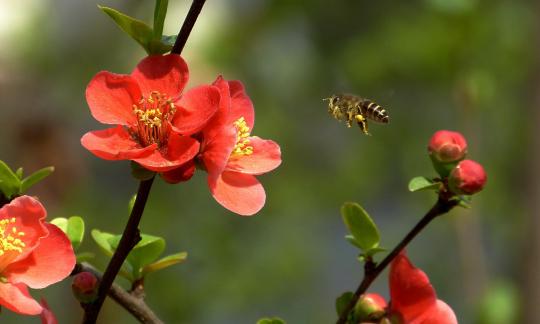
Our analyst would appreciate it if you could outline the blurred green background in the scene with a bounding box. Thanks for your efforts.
[0,0,538,323]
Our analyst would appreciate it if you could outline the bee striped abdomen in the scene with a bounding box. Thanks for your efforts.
[361,100,389,124]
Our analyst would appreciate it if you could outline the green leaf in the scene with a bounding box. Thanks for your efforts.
[341,202,380,252]
[91,229,116,256]
[98,5,154,54]
[336,291,354,317]
[20,166,54,193]
[256,318,286,324]
[127,234,166,279]
[15,168,23,179]
[408,176,440,192]
[130,161,155,181]
[128,194,137,215]
[153,0,168,39]
[0,160,21,198]
[52,216,85,249]
[365,246,386,257]
[142,252,187,276]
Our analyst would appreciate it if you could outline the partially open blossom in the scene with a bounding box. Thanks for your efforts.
[163,76,281,215]
[72,271,99,303]
[0,196,75,316]
[362,252,457,324]
[428,130,467,163]
[81,54,221,171]
[39,298,58,324]
[448,159,487,195]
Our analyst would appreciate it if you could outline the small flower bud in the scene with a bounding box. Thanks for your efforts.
[428,130,468,163]
[448,159,487,195]
[354,293,387,322]
[72,271,99,303]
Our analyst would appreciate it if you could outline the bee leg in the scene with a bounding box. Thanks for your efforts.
[346,111,355,128]
[355,114,370,135]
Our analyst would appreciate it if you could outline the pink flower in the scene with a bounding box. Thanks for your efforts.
[170,76,281,216]
[360,253,457,324]
[72,271,99,303]
[428,130,468,163]
[81,54,220,172]
[0,196,75,316]
[448,159,487,195]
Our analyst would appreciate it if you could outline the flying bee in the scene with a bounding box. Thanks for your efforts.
[325,94,389,135]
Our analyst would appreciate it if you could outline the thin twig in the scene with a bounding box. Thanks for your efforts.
[74,263,163,324]
[336,197,458,324]
[83,177,155,323]
[171,0,207,54]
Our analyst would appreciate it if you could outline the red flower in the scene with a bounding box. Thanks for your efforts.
[428,130,468,163]
[81,54,220,171]
[196,76,281,216]
[361,253,457,324]
[448,159,487,195]
[0,196,75,316]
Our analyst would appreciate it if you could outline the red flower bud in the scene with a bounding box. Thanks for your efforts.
[448,159,487,195]
[354,293,387,322]
[428,130,468,163]
[72,272,99,303]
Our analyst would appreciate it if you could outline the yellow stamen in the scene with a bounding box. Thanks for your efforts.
[0,217,26,257]
[232,117,254,156]
[132,91,176,147]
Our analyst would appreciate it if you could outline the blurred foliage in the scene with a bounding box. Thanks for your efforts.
[0,0,536,323]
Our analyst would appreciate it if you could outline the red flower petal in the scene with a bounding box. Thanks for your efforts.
[227,80,255,128]
[201,124,237,176]
[6,224,75,289]
[0,282,42,315]
[205,76,232,138]
[160,160,196,184]
[389,252,438,321]
[226,136,281,175]
[81,126,156,161]
[172,85,220,135]
[0,196,48,269]
[85,71,140,126]
[131,54,189,99]
[409,300,458,324]
[40,298,58,324]
[133,134,200,172]
[208,171,265,216]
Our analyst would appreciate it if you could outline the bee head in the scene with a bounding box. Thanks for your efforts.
[323,95,341,107]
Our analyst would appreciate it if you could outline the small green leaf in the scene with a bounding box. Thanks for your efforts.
[153,0,168,39]
[408,176,440,192]
[345,234,363,249]
[130,161,155,181]
[256,318,286,324]
[456,195,472,209]
[91,229,116,256]
[336,291,354,317]
[127,234,166,279]
[15,168,23,179]
[341,203,380,252]
[20,166,54,193]
[142,252,187,276]
[0,160,21,198]
[98,5,154,54]
[128,194,137,215]
[52,216,85,249]
[365,247,386,258]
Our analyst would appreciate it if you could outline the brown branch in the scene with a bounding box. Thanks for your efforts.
[74,263,163,324]
[336,197,458,324]
[83,177,155,323]
[171,0,207,54]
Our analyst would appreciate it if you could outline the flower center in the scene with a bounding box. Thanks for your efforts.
[232,117,253,156]
[132,91,176,147]
[0,217,26,258]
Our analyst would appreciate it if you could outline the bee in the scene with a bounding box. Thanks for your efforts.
[325,94,389,135]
